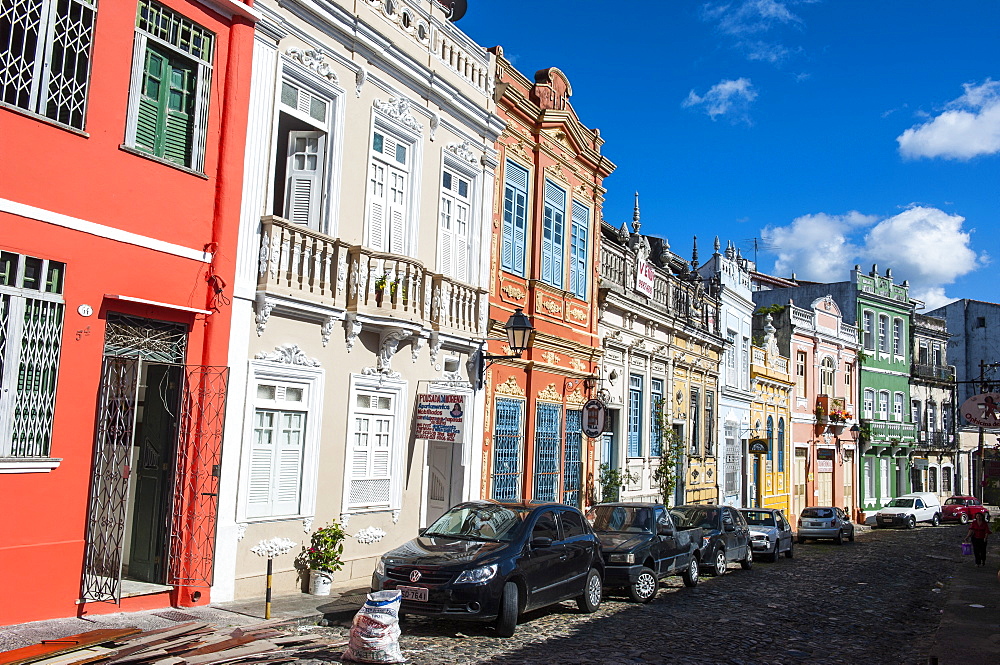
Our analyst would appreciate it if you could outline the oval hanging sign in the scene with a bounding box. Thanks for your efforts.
[582,399,606,438]
[748,438,769,454]
[961,393,1000,428]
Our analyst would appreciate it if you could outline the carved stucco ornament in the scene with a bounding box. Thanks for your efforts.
[286,47,338,83]
[255,343,321,367]
[373,96,423,133]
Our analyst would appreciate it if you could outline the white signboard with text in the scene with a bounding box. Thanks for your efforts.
[636,261,655,298]
[415,394,467,443]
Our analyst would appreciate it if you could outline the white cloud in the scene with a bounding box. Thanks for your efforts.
[862,206,980,287]
[763,206,982,305]
[683,78,758,123]
[897,79,1000,160]
[762,211,875,281]
[702,0,803,36]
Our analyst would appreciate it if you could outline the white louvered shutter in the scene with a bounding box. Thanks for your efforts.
[388,167,407,254]
[440,194,454,276]
[247,410,276,518]
[272,411,305,516]
[284,131,326,227]
[349,393,394,509]
[368,162,387,251]
[455,199,469,282]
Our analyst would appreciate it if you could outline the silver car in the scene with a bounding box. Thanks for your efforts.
[740,508,794,561]
[796,506,855,545]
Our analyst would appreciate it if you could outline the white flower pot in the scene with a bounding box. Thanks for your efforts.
[308,569,334,596]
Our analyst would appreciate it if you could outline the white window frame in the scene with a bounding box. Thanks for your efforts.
[942,466,953,493]
[364,112,421,255]
[271,59,345,234]
[341,373,408,516]
[795,351,806,398]
[819,356,834,396]
[862,310,874,350]
[880,457,889,498]
[878,390,889,419]
[878,314,888,353]
[237,359,325,522]
[893,318,904,357]
[437,153,478,283]
[863,389,874,419]
[893,392,904,422]
[863,459,874,502]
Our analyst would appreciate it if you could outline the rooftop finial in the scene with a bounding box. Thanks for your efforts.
[691,236,699,270]
[714,236,721,254]
[632,191,641,233]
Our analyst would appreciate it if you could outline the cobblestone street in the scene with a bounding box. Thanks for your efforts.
[310,524,965,665]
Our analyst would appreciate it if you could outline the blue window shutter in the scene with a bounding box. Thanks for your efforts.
[492,398,524,501]
[766,416,774,462]
[502,161,528,276]
[533,403,562,502]
[650,379,663,457]
[542,180,565,288]
[628,375,643,457]
[563,410,583,506]
[571,202,589,298]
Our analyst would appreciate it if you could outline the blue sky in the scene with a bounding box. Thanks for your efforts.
[458,1,999,309]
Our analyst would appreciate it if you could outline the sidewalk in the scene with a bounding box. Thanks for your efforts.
[927,536,1000,665]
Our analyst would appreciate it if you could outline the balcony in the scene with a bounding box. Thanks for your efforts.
[861,419,918,445]
[257,216,485,336]
[911,363,955,382]
[916,430,957,450]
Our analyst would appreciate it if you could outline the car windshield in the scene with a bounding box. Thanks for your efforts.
[944,498,965,506]
[801,508,834,519]
[887,498,915,508]
[742,511,776,527]
[590,505,654,533]
[423,504,525,542]
[670,506,719,529]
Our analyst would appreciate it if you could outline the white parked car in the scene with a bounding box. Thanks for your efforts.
[874,492,942,529]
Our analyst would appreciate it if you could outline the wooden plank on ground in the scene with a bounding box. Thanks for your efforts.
[180,641,279,665]
[20,646,116,665]
[0,630,140,665]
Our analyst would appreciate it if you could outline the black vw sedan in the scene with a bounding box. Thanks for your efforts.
[371,501,604,636]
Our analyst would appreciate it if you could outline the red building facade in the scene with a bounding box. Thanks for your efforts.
[0,0,256,624]
[483,56,614,507]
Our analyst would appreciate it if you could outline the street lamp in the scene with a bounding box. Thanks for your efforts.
[475,308,534,389]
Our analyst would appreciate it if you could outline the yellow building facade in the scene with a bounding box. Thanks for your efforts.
[750,315,793,513]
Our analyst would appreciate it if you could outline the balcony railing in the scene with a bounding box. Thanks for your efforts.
[258,216,485,335]
[911,363,955,381]
[916,430,956,449]
[862,419,918,444]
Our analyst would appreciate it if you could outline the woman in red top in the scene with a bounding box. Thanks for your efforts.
[966,512,993,566]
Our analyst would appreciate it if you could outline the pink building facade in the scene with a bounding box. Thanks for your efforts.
[755,296,860,519]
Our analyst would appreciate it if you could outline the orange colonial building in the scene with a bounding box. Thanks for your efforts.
[482,54,615,506]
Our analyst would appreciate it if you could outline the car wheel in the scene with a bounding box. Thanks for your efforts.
[495,581,519,637]
[712,549,727,576]
[848,528,855,542]
[576,568,602,613]
[740,546,753,570]
[797,535,806,544]
[628,567,658,603]
[834,530,843,545]
[768,543,779,563]
[681,556,700,587]
[960,513,969,524]
[784,542,794,559]
[906,516,916,529]
[985,512,991,521]
[931,513,940,527]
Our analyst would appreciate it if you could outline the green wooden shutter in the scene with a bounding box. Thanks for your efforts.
[135,48,164,154]
[136,44,195,166]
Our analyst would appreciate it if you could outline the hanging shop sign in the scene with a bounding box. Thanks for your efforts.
[960,393,1000,428]
[582,399,607,438]
[748,438,768,454]
[415,394,466,443]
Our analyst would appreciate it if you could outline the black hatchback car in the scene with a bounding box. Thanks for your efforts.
[371,501,604,636]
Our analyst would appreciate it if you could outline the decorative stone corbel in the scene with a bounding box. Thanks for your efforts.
[429,112,440,141]
[321,316,336,347]
[355,63,367,97]
[340,513,352,528]
[411,336,425,362]
[344,312,363,352]
[392,509,401,524]
[254,294,275,337]
[373,328,410,375]
[302,516,314,532]
[429,332,443,366]
[235,523,247,541]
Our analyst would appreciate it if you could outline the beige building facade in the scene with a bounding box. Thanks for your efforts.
[215,0,503,599]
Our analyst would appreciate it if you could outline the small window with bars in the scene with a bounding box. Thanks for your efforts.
[0,251,66,460]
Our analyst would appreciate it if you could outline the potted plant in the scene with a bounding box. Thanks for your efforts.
[374,274,389,305]
[302,520,346,596]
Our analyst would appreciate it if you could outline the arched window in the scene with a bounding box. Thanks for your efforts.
[777,418,786,472]
[928,466,938,493]
[820,357,835,396]
[766,416,774,462]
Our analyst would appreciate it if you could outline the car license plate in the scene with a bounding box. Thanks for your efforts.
[398,585,428,602]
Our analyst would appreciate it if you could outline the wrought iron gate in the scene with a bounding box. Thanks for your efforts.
[167,365,229,588]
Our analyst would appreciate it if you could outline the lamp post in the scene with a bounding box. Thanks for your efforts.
[475,308,534,389]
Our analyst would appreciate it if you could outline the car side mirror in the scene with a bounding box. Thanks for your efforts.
[531,536,553,549]
[724,524,735,532]
[657,523,674,536]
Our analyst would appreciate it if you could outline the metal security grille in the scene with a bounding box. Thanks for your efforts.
[563,409,582,507]
[166,365,229,587]
[533,402,562,502]
[104,313,187,362]
[81,356,140,602]
[649,379,663,457]
[0,0,97,129]
[0,251,65,458]
[491,398,522,502]
[136,0,213,62]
